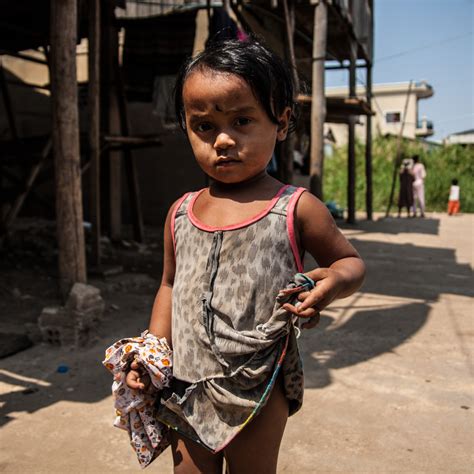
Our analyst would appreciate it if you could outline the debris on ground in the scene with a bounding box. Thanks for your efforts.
[0,218,164,357]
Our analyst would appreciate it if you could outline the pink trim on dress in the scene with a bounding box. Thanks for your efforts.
[286,187,306,273]
[171,192,192,254]
[188,184,290,232]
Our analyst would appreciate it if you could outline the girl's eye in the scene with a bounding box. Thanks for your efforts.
[196,122,213,132]
[235,117,251,126]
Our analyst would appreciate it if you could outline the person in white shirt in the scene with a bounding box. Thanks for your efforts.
[411,155,426,217]
[447,178,461,215]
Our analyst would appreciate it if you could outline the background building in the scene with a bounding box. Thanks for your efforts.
[443,129,474,146]
[325,81,434,146]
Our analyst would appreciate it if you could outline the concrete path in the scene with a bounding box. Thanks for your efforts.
[1,213,472,473]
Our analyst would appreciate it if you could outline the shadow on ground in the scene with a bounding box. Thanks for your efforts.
[300,303,429,389]
[299,230,473,389]
[353,239,473,300]
[0,217,472,427]
[338,216,441,236]
[0,343,111,426]
[0,290,153,428]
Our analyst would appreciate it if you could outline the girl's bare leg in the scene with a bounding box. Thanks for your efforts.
[171,431,224,474]
[224,376,289,474]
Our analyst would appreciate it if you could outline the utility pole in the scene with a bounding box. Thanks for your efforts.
[386,80,414,217]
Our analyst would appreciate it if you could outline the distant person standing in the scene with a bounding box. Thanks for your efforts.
[411,155,426,217]
[397,158,414,217]
[447,179,461,215]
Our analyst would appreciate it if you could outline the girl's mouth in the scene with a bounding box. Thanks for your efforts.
[216,158,240,166]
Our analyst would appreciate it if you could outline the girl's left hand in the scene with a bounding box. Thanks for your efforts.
[282,268,346,329]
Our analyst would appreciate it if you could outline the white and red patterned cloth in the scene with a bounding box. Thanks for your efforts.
[103,331,173,468]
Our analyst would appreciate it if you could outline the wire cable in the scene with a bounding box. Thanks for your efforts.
[375,31,472,63]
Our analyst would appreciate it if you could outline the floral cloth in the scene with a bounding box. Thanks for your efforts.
[102,331,173,468]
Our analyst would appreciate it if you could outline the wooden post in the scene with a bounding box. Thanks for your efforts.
[206,0,211,24]
[115,59,145,243]
[365,61,373,220]
[99,2,110,235]
[0,59,17,224]
[283,0,299,91]
[109,24,122,241]
[101,4,122,241]
[347,41,357,224]
[310,0,327,199]
[281,0,299,184]
[88,0,101,265]
[0,61,18,140]
[50,0,87,296]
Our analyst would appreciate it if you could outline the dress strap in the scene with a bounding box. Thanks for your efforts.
[171,192,194,254]
[270,185,298,215]
[268,185,307,272]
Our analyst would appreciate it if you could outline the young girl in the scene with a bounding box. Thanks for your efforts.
[119,39,365,473]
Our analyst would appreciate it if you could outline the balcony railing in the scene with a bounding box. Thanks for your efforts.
[417,119,433,130]
[416,119,434,137]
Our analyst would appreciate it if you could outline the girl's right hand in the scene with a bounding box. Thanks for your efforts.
[125,360,150,390]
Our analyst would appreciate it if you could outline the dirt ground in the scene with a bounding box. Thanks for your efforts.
[0,212,473,473]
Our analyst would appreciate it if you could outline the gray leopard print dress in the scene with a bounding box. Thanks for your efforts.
[157,184,308,451]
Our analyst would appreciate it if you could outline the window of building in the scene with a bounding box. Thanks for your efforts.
[386,112,401,123]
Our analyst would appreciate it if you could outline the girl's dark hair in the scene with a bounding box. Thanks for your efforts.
[174,38,297,132]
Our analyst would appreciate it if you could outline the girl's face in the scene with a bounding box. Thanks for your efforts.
[182,69,290,184]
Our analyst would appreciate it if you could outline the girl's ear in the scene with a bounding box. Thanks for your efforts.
[276,107,292,141]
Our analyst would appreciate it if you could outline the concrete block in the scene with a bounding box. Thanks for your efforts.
[24,322,43,344]
[39,306,73,328]
[38,284,105,348]
[65,283,103,313]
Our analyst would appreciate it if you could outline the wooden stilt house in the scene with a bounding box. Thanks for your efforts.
[0,0,373,291]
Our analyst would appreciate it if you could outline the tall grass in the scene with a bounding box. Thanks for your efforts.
[323,137,474,213]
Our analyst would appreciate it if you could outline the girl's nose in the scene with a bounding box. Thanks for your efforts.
[213,132,236,150]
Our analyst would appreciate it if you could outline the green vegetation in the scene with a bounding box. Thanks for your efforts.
[323,137,474,213]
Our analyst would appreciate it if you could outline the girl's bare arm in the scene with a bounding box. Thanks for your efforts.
[148,202,178,343]
[283,192,366,327]
[126,202,177,390]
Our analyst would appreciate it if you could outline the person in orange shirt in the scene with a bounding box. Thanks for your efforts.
[447,178,460,215]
